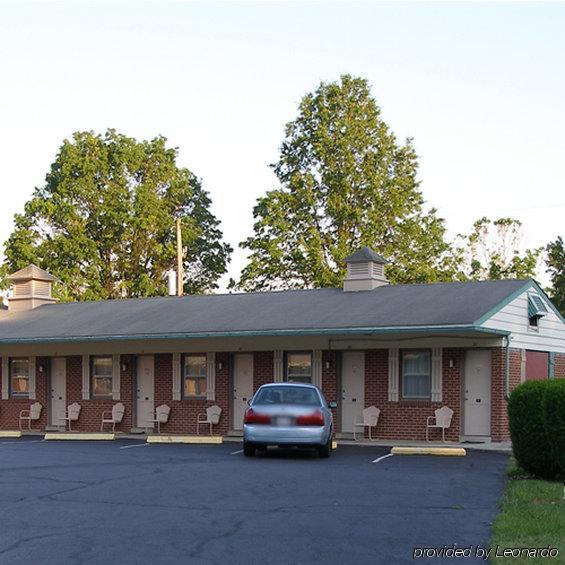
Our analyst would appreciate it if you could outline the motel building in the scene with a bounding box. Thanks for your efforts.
[0,248,563,442]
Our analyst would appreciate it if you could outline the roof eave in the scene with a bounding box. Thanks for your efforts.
[0,324,510,346]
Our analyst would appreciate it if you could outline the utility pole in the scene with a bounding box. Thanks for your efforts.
[176,218,183,296]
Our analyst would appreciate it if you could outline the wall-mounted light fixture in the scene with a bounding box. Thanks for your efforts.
[38,364,46,373]
[217,361,224,371]
[325,360,332,370]
[449,359,454,368]
[121,360,129,372]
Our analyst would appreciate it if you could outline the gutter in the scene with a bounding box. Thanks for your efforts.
[504,335,511,400]
[0,324,510,346]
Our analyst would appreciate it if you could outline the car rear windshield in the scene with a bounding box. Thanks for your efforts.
[254,386,321,406]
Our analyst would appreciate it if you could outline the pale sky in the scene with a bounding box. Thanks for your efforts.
[0,1,563,290]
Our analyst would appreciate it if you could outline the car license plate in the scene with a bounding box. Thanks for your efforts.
[276,416,292,426]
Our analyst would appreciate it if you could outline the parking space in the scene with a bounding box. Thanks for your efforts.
[0,438,508,564]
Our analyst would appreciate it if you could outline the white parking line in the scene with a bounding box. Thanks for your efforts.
[231,449,243,455]
[119,443,150,450]
[372,453,394,464]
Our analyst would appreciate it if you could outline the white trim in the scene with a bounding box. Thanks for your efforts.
[431,348,442,402]
[388,348,399,402]
[82,354,90,400]
[2,357,9,399]
[112,354,120,400]
[172,353,181,400]
[206,352,216,401]
[28,356,36,400]
[520,349,526,383]
[273,350,283,383]
[312,350,322,388]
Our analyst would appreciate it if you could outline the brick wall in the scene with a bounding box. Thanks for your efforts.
[321,351,338,429]
[490,348,521,442]
[66,355,134,433]
[154,353,230,436]
[555,354,565,378]
[0,357,49,430]
[363,348,463,441]
[253,352,274,389]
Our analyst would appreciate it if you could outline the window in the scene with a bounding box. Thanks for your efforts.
[401,350,431,399]
[91,356,113,398]
[286,353,312,383]
[10,358,29,397]
[184,354,207,397]
[254,385,321,406]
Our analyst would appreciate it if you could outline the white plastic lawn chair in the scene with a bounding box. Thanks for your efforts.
[197,405,222,435]
[147,404,171,434]
[426,406,454,443]
[101,402,125,432]
[60,402,81,431]
[353,406,380,440]
[19,402,42,431]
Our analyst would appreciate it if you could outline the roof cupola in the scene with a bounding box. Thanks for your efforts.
[343,247,388,291]
[7,264,58,312]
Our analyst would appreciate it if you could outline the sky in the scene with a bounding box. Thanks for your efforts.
[0,1,563,290]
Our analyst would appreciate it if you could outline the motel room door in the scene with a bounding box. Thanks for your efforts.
[136,355,155,429]
[341,352,365,433]
[464,350,491,438]
[50,358,66,426]
[233,354,254,431]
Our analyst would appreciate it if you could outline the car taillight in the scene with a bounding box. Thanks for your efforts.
[244,408,271,425]
[296,410,325,426]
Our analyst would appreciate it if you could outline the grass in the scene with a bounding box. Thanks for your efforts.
[490,458,564,563]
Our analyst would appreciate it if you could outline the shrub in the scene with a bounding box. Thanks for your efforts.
[508,379,565,480]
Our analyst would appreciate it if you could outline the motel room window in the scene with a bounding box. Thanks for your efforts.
[184,354,207,398]
[91,356,113,398]
[401,350,431,400]
[286,352,312,383]
[10,357,29,397]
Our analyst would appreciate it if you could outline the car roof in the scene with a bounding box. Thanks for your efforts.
[258,382,319,389]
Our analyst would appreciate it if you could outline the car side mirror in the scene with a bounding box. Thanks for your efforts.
[247,398,251,406]
[328,401,338,409]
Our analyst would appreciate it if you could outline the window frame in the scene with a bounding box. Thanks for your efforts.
[183,353,208,399]
[400,349,432,401]
[90,355,114,399]
[285,351,313,384]
[9,357,30,398]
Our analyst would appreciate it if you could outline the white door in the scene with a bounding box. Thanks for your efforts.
[50,358,66,426]
[136,355,154,429]
[233,354,254,431]
[464,350,491,437]
[341,352,365,433]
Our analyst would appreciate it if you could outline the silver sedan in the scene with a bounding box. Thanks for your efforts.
[243,383,335,458]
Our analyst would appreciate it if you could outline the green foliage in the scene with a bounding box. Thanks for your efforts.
[1,130,231,301]
[453,217,541,281]
[545,236,565,316]
[235,75,456,291]
[508,380,565,480]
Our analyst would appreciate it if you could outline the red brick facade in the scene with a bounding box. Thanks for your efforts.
[0,346,559,440]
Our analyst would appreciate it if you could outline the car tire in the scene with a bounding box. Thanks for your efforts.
[318,435,331,458]
[243,441,255,457]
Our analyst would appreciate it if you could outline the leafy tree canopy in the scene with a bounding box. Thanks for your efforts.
[235,75,455,291]
[452,217,542,281]
[1,130,231,301]
[545,236,565,315]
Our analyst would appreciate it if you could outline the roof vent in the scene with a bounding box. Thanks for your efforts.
[7,264,59,312]
[343,247,388,292]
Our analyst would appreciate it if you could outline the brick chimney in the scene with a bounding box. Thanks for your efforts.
[7,264,58,312]
[343,247,388,291]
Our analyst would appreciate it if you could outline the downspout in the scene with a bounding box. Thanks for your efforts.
[504,335,510,400]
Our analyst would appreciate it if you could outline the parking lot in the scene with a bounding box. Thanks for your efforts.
[0,438,508,564]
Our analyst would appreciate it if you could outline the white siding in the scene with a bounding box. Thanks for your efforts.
[481,289,565,353]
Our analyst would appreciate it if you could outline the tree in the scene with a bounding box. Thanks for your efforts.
[235,75,454,291]
[1,130,231,301]
[452,217,542,281]
[546,236,565,315]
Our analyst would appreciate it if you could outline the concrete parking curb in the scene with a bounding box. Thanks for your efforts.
[0,431,22,438]
[44,433,116,441]
[391,446,466,456]
[146,435,223,444]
